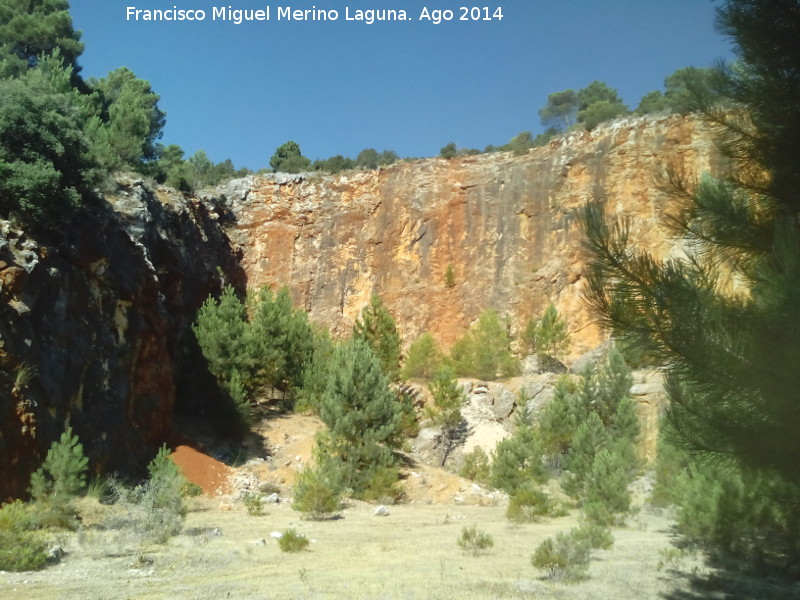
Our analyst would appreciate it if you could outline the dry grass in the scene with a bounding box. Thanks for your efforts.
[0,498,731,600]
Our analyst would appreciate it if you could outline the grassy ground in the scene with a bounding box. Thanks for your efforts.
[1,498,717,600]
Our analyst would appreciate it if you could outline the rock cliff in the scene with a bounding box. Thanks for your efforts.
[0,181,243,500]
[225,114,721,356]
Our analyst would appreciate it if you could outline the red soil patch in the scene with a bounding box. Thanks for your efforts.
[165,431,233,496]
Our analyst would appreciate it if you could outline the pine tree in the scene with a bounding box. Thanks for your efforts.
[29,426,88,506]
[581,0,800,566]
[353,294,402,381]
[451,309,519,380]
[491,422,548,494]
[520,303,570,359]
[401,332,444,380]
[425,365,466,466]
[317,337,404,495]
[581,0,800,487]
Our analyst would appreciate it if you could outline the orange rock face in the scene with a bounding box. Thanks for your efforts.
[227,115,720,357]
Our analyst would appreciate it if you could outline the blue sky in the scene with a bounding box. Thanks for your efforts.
[69,1,733,170]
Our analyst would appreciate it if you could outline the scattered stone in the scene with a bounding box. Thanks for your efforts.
[373,505,390,517]
[270,531,283,539]
[252,539,267,546]
[264,493,279,504]
[46,546,64,562]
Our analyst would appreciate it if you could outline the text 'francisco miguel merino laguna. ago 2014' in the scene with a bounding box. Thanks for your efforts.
[125,5,505,25]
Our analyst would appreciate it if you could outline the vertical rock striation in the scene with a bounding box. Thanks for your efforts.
[227,115,721,353]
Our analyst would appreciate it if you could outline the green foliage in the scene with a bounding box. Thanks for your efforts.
[450,309,519,380]
[491,421,548,494]
[537,375,580,458]
[242,492,265,516]
[576,81,629,130]
[439,142,457,159]
[507,131,535,156]
[582,448,632,526]
[0,500,36,532]
[292,463,342,519]
[531,529,591,582]
[313,154,355,173]
[316,337,404,497]
[135,445,187,543]
[401,332,444,380]
[353,294,402,381]
[538,89,578,132]
[506,481,555,523]
[0,0,84,75]
[360,465,404,504]
[86,66,165,170]
[457,525,494,553]
[270,140,311,173]
[29,426,88,507]
[193,284,315,418]
[636,67,723,115]
[444,264,455,288]
[355,148,398,170]
[575,519,614,550]
[520,303,570,359]
[278,528,310,552]
[674,461,800,564]
[425,364,466,466]
[581,1,800,566]
[0,530,48,572]
[295,326,335,412]
[459,446,491,484]
[650,420,690,507]
[0,54,98,225]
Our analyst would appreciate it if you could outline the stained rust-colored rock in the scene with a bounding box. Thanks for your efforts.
[226,115,721,356]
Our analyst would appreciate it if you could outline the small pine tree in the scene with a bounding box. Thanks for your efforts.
[444,264,456,288]
[562,412,609,497]
[582,448,632,526]
[29,427,88,507]
[317,338,404,496]
[425,365,466,466]
[451,309,519,380]
[460,447,491,484]
[537,375,580,460]
[292,461,343,519]
[193,285,249,383]
[401,332,444,380]
[353,294,402,381]
[491,423,548,494]
[521,304,570,359]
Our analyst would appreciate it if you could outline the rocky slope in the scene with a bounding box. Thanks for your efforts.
[0,180,243,500]
[223,114,722,356]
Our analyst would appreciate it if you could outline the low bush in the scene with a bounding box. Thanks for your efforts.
[0,530,49,572]
[292,465,342,519]
[243,492,265,516]
[531,529,591,582]
[460,447,491,484]
[506,482,554,523]
[457,525,494,553]
[278,529,309,552]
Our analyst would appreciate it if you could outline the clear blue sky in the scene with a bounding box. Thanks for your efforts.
[69,1,733,170]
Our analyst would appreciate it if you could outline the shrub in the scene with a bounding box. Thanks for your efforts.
[460,447,491,484]
[444,264,456,288]
[457,525,494,553]
[243,492,265,516]
[425,364,466,466]
[278,528,310,552]
[292,464,342,519]
[360,466,403,504]
[0,530,48,572]
[574,519,614,550]
[29,426,88,507]
[128,445,187,544]
[507,482,554,523]
[0,500,38,532]
[531,529,591,582]
[520,303,570,359]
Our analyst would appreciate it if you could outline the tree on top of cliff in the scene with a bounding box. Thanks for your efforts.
[270,141,311,173]
[576,81,629,130]
[636,67,724,116]
[538,89,578,133]
[0,0,84,78]
[353,294,402,381]
[0,52,99,225]
[84,67,166,170]
[581,0,800,565]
